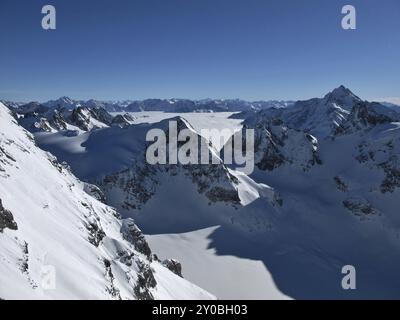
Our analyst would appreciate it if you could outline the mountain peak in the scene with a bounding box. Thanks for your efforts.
[323,85,361,106]
[329,85,354,97]
[58,96,74,103]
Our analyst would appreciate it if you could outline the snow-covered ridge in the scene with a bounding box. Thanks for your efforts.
[232,86,399,140]
[0,102,214,300]
[33,115,280,218]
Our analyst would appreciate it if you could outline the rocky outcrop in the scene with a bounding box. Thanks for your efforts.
[103,259,121,299]
[0,199,17,232]
[111,114,135,128]
[162,259,183,278]
[354,134,400,194]
[68,107,94,131]
[84,183,107,203]
[228,121,321,172]
[89,107,114,126]
[335,102,398,136]
[133,260,157,300]
[121,219,152,259]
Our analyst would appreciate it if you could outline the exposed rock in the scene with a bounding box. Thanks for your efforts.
[83,211,106,247]
[354,137,400,193]
[103,259,121,299]
[335,102,398,136]
[111,114,134,128]
[134,260,157,300]
[89,107,113,125]
[68,107,93,131]
[228,121,321,172]
[121,219,152,259]
[162,259,183,278]
[84,183,107,203]
[205,187,240,204]
[0,199,18,232]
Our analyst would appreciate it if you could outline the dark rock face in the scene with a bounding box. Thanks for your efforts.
[69,106,112,131]
[111,114,132,128]
[84,183,107,204]
[85,220,106,247]
[184,164,240,205]
[103,164,158,211]
[162,259,183,278]
[0,199,18,232]
[239,122,321,172]
[335,102,398,136]
[81,202,106,247]
[69,107,92,131]
[89,107,113,126]
[121,219,152,259]
[205,187,240,204]
[354,139,400,194]
[103,259,121,299]
[353,103,394,127]
[134,261,157,300]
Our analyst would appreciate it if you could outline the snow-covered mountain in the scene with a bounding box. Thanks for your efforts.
[14,103,116,133]
[43,96,81,109]
[5,86,400,299]
[34,116,280,222]
[232,86,398,140]
[41,97,131,113]
[0,102,215,300]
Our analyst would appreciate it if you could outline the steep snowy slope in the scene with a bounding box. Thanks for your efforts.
[0,102,214,300]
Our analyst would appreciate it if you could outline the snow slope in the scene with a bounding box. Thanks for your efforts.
[146,226,291,300]
[0,102,214,300]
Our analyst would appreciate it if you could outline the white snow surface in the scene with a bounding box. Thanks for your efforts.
[146,226,291,300]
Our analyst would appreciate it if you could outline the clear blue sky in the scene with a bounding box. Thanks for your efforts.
[0,0,399,102]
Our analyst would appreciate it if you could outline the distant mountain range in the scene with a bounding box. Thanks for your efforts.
[3,97,294,113]
[2,93,398,115]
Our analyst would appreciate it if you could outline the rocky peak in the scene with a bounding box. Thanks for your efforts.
[323,85,361,108]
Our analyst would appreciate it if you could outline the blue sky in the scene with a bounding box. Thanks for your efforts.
[0,0,399,102]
